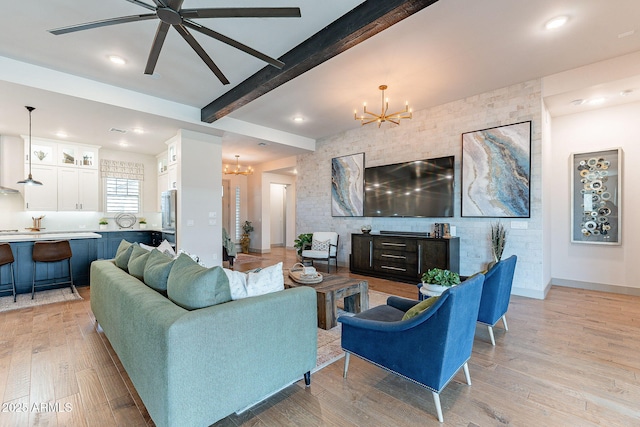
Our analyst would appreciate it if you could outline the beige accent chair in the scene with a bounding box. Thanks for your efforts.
[301,232,339,273]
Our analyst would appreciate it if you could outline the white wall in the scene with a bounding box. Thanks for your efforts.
[175,130,223,267]
[550,101,640,292]
[296,80,545,297]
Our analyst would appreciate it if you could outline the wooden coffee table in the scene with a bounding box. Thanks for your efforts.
[285,274,369,330]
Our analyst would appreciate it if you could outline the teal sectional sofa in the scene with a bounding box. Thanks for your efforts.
[90,259,317,427]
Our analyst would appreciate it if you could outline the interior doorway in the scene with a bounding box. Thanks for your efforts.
[222,179,231,237]
[270,183,287,247]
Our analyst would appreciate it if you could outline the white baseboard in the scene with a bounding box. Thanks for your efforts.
[550,278,640,297]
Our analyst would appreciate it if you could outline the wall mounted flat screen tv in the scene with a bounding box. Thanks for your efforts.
[364,156,455,217]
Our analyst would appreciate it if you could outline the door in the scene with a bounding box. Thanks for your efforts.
[270,184,286,247]
[222,179,231,235]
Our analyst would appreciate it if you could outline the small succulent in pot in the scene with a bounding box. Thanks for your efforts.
[361,224,372,234]
[99,218,109,225]
[138,217,147,224]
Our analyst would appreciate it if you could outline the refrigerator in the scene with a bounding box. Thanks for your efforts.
[161,190,177,247]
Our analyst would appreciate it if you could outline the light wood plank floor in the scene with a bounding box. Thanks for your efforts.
[1,247,638,426]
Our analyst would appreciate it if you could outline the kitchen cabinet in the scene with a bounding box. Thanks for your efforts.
[350,233,459,284]
[22,137,100,211]
[24,165,58,211]
[96,231,156,259]
[167,164,177,190]
[156,151,168,211]
[25,138,57,165]
[58,167,99,211]
[57,143,98,169]
[167,141,177,165]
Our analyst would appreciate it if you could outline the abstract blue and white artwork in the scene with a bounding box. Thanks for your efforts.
[462,121,531,218]
[331,153,364,217]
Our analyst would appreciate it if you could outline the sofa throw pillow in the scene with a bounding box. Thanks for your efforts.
[128,249,151,281]
[143,249,175,292]
[114,240,134,271]
[223,268,248,300]
[402,296,440,321]
[167,254,231,310]
[311,239,330,251]
[246,262,284,298]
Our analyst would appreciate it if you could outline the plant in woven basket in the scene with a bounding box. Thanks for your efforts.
[490,221,507,264]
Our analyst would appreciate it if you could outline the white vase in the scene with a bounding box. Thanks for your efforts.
[422,283,449,294]
[99,224,107,230]
[139,224,146,229]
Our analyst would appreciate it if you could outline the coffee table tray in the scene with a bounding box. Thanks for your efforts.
[288,270,323,284]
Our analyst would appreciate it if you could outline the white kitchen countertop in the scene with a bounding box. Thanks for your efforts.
[0,232,102,243]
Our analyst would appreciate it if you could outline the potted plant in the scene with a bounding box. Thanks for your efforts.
[99,218,108,230]
[240,221,254,254]
[294,233,314,257]
[489,221,507,269]
[138,217,147,229]
[421,268,461,294]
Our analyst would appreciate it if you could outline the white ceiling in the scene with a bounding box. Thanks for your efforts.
[1,0,640,166]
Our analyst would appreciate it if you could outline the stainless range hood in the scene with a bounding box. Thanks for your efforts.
[0,136,19,194]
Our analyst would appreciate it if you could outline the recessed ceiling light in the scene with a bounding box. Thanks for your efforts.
[109,127,127,134]
[132,127,144,134]
[618,30,635,39]
[570,99,586,106]
[257,142,267,146]
[620,89,634,97]
[55,131,68,138]
[293,116,304,123]
[587,97,606,105]
[545,16,568,30]
[108,55,126,65]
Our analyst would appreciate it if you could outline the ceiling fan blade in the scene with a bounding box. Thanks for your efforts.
[144,21,171,75]
[49,14,157,35]
[123,0,158,12]
[183,20,285,69]
[173,25,230,85]
[181,7,301,19]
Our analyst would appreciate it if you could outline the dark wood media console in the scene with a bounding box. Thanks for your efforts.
[350,232,459,284]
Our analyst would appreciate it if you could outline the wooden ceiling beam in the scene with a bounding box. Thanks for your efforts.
[201,0,439,123]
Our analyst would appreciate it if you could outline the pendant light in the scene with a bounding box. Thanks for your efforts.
[18,106,43,186]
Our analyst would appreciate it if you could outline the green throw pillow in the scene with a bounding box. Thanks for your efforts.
[128,248,151,281]
[143,249,175,292]
[114,240,134,271]
[402,296,440,321]
[167,253,231,310]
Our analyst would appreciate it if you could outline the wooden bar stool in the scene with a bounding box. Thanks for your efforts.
[0,243,17,302]
[32,240,74,299]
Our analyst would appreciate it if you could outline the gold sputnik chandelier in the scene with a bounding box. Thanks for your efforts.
[354,85,412,127]
[224,155,253,176]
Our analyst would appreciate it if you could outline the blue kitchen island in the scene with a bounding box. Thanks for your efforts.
[0,230,161,295]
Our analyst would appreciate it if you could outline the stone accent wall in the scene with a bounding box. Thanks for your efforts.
[297,79,544,296]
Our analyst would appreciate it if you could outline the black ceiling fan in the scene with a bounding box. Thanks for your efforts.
[49,0,301,85]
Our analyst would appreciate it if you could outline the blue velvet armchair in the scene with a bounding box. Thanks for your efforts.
[338,274,485,423]
[477,255,517,345]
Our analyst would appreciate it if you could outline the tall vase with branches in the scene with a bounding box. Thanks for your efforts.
[490,222,507,268]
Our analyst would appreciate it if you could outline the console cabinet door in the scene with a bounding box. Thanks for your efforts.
[350,234,373,272]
